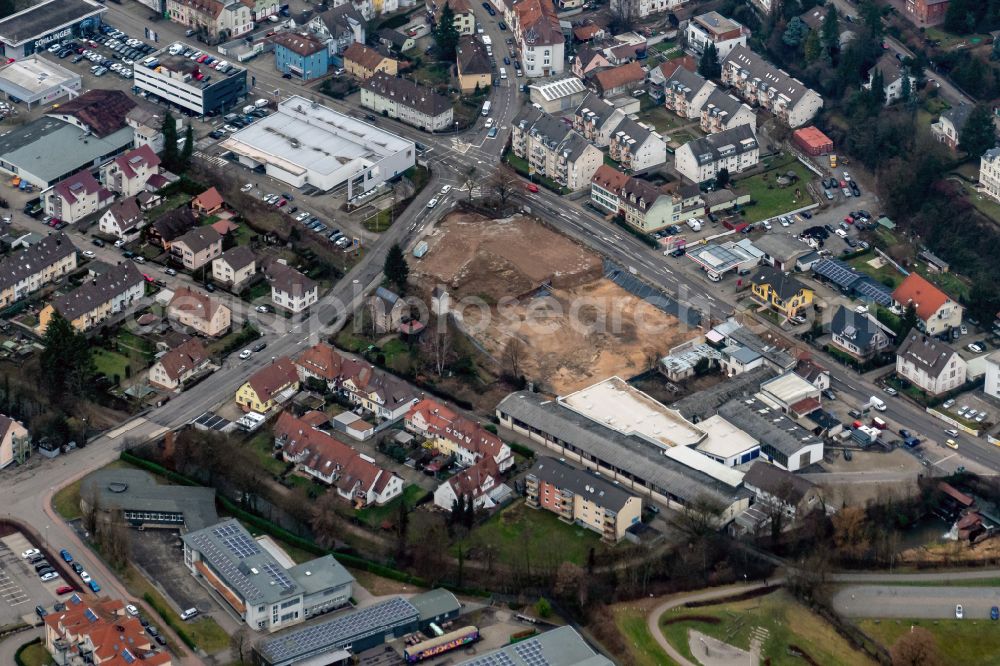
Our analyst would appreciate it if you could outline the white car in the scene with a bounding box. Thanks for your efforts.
[439,185,452,195]
[114,239,126,248]
[960,325,968,335]
[967,342,985,354]
[956,604,964,619]
[239,349,252,360]
[255,305,270,313]
[40,572,60,582]
[240,183,253,192]
[835,229,848,238]
[945,429,959,437]
[295,211,310,222]
[21,548,40,559]
[780,217,790,227]
[82,250,95,258]
[426,198,439,208]
[762,220,772,230]
[126,604,139,616]
[80,571,91,583]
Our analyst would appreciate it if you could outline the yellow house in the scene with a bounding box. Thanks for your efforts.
[750,266,813,319]
[456,36,491,93]
[37,263,145,334]
[343,43,397,80]
[235,357,299,412]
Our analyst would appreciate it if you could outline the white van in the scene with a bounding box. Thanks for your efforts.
[481,100,492,116]
[499,67,507,79]
[869,396,887,412]
[180,608,199,620]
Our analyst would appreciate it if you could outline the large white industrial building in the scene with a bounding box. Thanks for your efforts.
[220,96,415,198]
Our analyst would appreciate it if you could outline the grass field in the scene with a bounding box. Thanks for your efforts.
[859,618,1000,664]
[15,640,54,666]
[847,253,902,289]
[458,500,608,567]
[611,605,672,666]
[245,431,288,477]
[636,106,688,135]
[659,590,876,666]
[93,349,132,382]
[355,484,427,528]
[735,155,815,223]
[873,577,1000,587]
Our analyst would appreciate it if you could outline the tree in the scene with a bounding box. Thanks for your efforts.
[944,0,976,35]
[869,69,885,109]
[40,311,93,404]
[434,2,461,60]
[461,166,478,202]
[832,506,870,561]
[423,317,455,376]
[534,597,552,618]
[959,104,997,159]
[310,492,345,549]
[162,111,179,171]
[384,242,409,291]
[890,627,942,666]
[181,125,194,168]
[554,561,588,610]
[803,30,822,63]
[715,167,730,188]
[490,169,518,210]
[502,337,525,380]
[608,0,637,34]
[698,43,720,79]
[81,482,100,537]
[822,4,840,51]
[899,302,919,338]
[230,628,253,665]
[900,68,912,106]
[0,0,15,18]
[782,17,808,48]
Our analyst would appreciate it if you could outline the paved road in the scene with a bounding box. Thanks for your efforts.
[0,627,41,666]
[832,584,1000,619]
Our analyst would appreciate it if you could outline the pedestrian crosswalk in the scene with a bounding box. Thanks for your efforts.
[194,151,228,169]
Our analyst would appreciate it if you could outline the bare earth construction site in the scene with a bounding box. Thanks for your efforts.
[415,212,699,393]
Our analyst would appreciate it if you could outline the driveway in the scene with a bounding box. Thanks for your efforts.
[832,585,1000,620]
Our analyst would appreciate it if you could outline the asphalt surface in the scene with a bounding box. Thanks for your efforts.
[832,584,1000,620]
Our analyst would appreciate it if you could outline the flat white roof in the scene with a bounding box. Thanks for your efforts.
[561,376,704,448]
[694,414,759,460]
[531,76,586,101]
[760,371,818,405]
[666,445,745,488]
[222,95,412,177]
[0,54,78,98]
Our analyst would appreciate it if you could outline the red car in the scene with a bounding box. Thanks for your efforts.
[55,586,74,595]
[525,183,539,193]
[142,273,154,283]
[844,216,854,225]
[275,198,287,207]
[839,179,848,189]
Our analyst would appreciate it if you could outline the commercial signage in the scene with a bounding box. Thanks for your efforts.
[35,28,74,48]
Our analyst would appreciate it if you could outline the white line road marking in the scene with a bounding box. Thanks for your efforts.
[937,453,957,464]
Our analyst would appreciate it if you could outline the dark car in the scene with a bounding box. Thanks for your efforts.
[92,238,105,247]
[252,341,267,352]
[204,283,216,293]
[486,4,496,15]
[498,20,507,29]
[670,246,686,257]
[147,625,160,637]
[503,56,510,65]
[71,562,84,574]
[282,72,292,79]
[155,635,166,646]
[992,606,999,621]
[801,211,812,219]
[35,605,47,618]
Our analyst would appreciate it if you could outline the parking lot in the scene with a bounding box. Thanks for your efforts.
[0,531,74,625]
[128,529,218,618]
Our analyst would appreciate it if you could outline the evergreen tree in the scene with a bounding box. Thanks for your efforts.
[945,0,975,34]
[162,112,179,172]
[715,168,730,188]
[384,242,409,291]
[0,0,15,18]
[900,67,912,105]
[822,4,840,50]
[869,69,885,109]
[782,17,808,48]
[860,0,883,39]
[899,303,919,338]
[959,104,997,159]
[803,30,822,63]
[181,125,194,168]
[698,43,720,79]
[434,2,461,61]
[40,311,93,403]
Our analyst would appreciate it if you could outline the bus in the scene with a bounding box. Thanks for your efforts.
[404,626,479,663]
[481,100,492,116]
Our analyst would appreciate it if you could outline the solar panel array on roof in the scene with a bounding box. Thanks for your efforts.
[189,531,265,603]
[213,522,261,559]
[259,596,418,664]
[812,258,861,288]
[514,639,550,666]
[69,594,82,606]
[84,608,99,623]
[854,278,893,306]
[262,562,296,591]
[121,648,136,664]
[194,411,231,430]
[462,653,518,666]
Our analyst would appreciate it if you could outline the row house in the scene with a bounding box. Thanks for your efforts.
[100,144,162,198]
[722,46,823,128]
[45,596,171,666]
[608,117,667,172]
[98,196,144,240]
[343,43,398,80]
[684,11,750,59]
[275,412,403,506]
[512,0,564,78]
[149,338,213,391]
[511,108,604,191]
[37,263,145,334]
[360,72,454,132]
[674,124,759,183]
[406,398,513,472]
[896,333,967,396]
[44,171,113,224]
[572,92,624,146]
[165,0,253,42]
[591,164,703,232]
[167,287,232,338]
[0,233,77,308]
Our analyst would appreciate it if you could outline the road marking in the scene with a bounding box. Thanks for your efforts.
[937,453,957,464]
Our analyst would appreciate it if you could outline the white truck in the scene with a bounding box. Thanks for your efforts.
[254,99,268,109]
[482,35,492,46]
[686,218,702,232]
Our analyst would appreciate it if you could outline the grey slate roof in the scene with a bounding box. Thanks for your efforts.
[527,457,637,512]
[611,116,653,148]
[51,262,143,322]
[575,91,620,128]
[683,123,757,166]
[742,460,815,505]
[320,3,365,34]
[217,245,255,272]
[409,588,461,622]
[724,45,815,106]
[496,392,750,509]
[361,72,453,118]
[83,467,217,531]
[896,332,960,379]
[456,35,491,76]
[942,103,973,132]
[831,305,884,350]
[717,396,823,457]
[702,87,747,118]
[672,365,777,420]
[752,232,810,264]
[665,67,710,101]
[0,232,75,293]
[751,265,808,301]
[517,108,593,160]
[457,626,612,666]
[727,326,796,370]
[173,226,221,254]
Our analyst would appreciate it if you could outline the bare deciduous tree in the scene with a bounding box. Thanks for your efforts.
[230,627,253,665]
[503,337,525,379]
[462,166,478,202]
[81,481,100,537]
[890,627,942,666]
[490,169,519,210]
[310,492,346,550]
[423,317,456,376]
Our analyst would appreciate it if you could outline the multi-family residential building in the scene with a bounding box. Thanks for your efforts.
[931,103,972,150]
[0,233,77,308]
[981,147,1000,203]
[0,414,29,469]
[170,226,223,271]
[273,31,330,81]
[865,54,916,105]
[512,0,564,78]
[342,43,397,79]
[662,67,715,119]
[700,88,756,134]
[99,144,162,197]
[37,263,145,334]
[265,261,318,313]
[127,104,170,153]
[722,46,823,128]
[571,47,611,79]
[511,109,604,191]
[45,596,171,666]
[590,164,631,214]
[427,0,475,35]
[307,4,366,57]
[674,124,758,183]
[165,0,253,42]
[98,197,144,240]
[525,457,642,542]
[905,0,949,26]
[44,171,113,223]
[433,456,500,510]
[608,117,667,172]
[590,61,645,98]
[750,267,813,319]
[456,36,492,93]
[742,460,821,519]
[685,12,749,59]
[149,338,212,391]
[608,0,687,20]
[294,343,345,387]
[891,273,963,336]
[212,246,256,288]
[590,164,702,231]
[360,72,454,132]
[830,305,893,361]
[406,398,514,472]
[168,287,232,338]
[573,92,624,146]
[275,412,404,506]
[236,356,300,412]
[985,351,1000,400]
[895,333,967,395]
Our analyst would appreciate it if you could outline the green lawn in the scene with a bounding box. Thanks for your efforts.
[955,180,1000,224]
[15,640,54,666]
[859,618,1000,665]
[410,60,451,88]
[363,208,394,232]
[458,500,609,568]
[847,253,903,290]
[117,330,155,363]
[636,106,687,135]
[913,264,970,301]
[355,484,427,528]
[93,349,132,382]
[611,606,672,666]
[245,431,288,477]
[52,460,153,520]
[660,590,876,666]
[232,222,256,247]
[381,338,410,366]
[735,155,816,223]
[146,193,193,220]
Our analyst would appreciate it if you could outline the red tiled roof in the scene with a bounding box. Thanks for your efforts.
[344,43,393,70]
[657,55,696,78]
[295,343,344,381]
[53,171,111,206]
[574,24,602,41]
[591,164,629,192]
[246,357,298,403]
[448,456,498,499]
[113,144,160,180]
[406,398,507,462]
[892,273,952,323]
[593,61,645,93]
[789,397,821,415]
[44,596,165,666]
[938,481,974,507]
[193,186,224,212]
[514,0,562,46]
[156,338,209,383]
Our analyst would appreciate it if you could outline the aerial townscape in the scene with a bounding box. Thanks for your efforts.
[3,0,1000,664]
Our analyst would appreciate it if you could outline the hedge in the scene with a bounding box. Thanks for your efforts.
[143,592,197,650]
[14,638,44,666]
[508,441,535,459]
[611,215,658,249]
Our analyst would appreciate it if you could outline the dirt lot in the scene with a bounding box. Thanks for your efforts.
[416,212,698,394]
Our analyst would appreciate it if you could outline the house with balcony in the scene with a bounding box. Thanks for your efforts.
[830,305,893,361]
[896,333,967,396]
[572,92,624,146]
[406,398,513,472]
[168,287,232,338]
[590,164,630,214]
[981,147,1000,203]
[236,357,300,412]
[674,124,759,183]
[36,263,145,334]
[525,457,641,542]
[0,233,77,308]
[662,68,715,120]
[891,272,963,336]
[170,226,223,271]
[608,117,667,172]
[98,197,144,240]
[511,108,603,191]
[45,596,171,666]
[44,171,113,224]
[722,46,823,128]
[685,12,750,60]
[307,4,366,58]
[338,364,419,423]
[99,144,161,198]
[700,88,756,134]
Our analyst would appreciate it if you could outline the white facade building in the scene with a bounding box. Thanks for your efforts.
[674,124,759,183]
